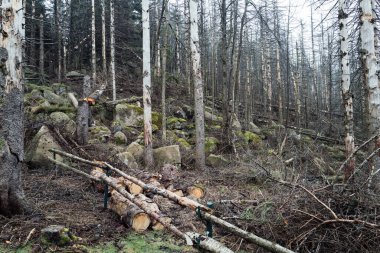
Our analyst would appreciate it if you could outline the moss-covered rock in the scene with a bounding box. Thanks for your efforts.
[248,122,261,134]
[152,112,163,129]
[43,90,67,105]
[49,112,76,135]
[205,137,219,153]
[25,83,53,93]
[89,125,111,143]
[115,103,144,127]
[177,138,191,150]
[114,131,127,145]
[206,154,228,168]
[26,125,63,169]
[167,116,187,130]
[116,151,139,170]
[51,83,67,95]
[126,142,144,161]
[153,145,181,167]
[243,131,262,146]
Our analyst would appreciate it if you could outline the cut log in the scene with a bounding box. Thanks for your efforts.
[124,178,144,195]
[185,232,234,253]
[187,186,205,199]
[103,163,211,212]
[91,167,107,192]
[110,190,151,232]
[67,92,78,108]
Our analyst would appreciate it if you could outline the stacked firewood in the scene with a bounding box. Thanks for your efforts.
[91,164,205,232]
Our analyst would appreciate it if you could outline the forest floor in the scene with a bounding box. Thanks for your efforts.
[1,79,380,253]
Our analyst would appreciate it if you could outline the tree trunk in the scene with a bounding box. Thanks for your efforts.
[39,14,44,83]
[91,0,96,84]
[30,0,36,67]
[55,0,62,82]
[360,0,380,185]
[76,76,91,145]
[190,0,205,169]
[0,0,27,216]
[142,0,154,167]
[161,1,168,143]
[102,0,107,76]
[110,0,116,101]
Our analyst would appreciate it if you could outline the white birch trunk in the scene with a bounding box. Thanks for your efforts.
[190,0,205,169]
[91,0,96,84]
[339,0,355,181]
[39,14,44,82]
[56,0,62,82]
[360,0,380,183]
[142,0,154,167]
[276,45,283,124]
[30,0,36,66]
[110,0,116,101]
[0,0,27,214]
[102,0,107,75]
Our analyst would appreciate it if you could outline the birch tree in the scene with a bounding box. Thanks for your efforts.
[102,0,107,78]
[0,0,27,215]
[339,0,355,181]
[161,0,168,142]
[110,0,116,101]
[360,0,380,181]
[91,0,96,83]
[142,0,154,167]
[190,0,205,169]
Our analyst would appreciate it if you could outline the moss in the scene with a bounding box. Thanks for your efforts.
[243,131,262,145]
[32,104,76,114]
[152,112,163,128]
[152,124,159,132]
[126,104,144,115]
[167,116,187,125]
[0,137,5,150]
[205,137,219,153]
[25,83,52,92]
[177,138,191,150]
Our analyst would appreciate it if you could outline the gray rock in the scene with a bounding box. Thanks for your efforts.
[206,154,228,168]
[153,145,181,167]
[115,104,143,127]
[114,131,127,145]
[116,151,139,170]
[232,113,242,131]
[126,142,144,161]
[89,125,111,143]
[26,125,63,169]
[49,112,76,135]
[204,111,222,122]
[43,90,66,105]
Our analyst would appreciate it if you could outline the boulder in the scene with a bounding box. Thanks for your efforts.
[41,225,75,246]
[115,103,143,127]
[182,105,194,119]
[243,131,262,146]
[167,116,187,130]
[177,138,191,151]
[26,125,63,168]
[43,90,67,105]
[89,125,111,143]
[206,154,228,168]
[248,122,261,135]
[114,131,127,145]
[49,112,76,135]
[204,111,222,123]
[153,145,181,167]
[126,142,144,161]
[66,71,84,79]
[51,83,67,95]
[116,151,139,170]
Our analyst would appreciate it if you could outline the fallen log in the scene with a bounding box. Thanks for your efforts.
[67,92,78,108]
[187,185,205,199]
[110,190,151,231]
[104,96,142,106]
[200,211,294,253]
[185,232,234,253]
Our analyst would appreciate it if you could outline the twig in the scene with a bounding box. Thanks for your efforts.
[297,185,338,219]
[23,228,36,246]
[337,134,378,172]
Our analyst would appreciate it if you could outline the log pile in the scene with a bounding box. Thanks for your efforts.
[48,149,295,253]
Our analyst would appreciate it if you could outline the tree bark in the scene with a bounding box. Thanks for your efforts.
[0,0,27,216]
[39,14,44,83]
[76,76,91,145]
[142,0,154,167]
[91,0,96,84]
[190,0,206,169]
[110,0,116,101]
[161,1,168,143]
